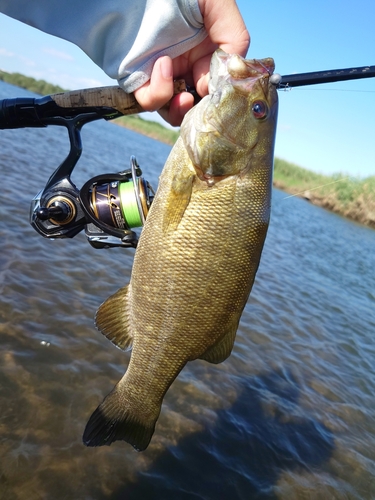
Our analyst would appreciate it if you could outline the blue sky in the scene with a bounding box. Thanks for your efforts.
[0,1,374,178]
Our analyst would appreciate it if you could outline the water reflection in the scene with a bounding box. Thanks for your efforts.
[111,371,334,500]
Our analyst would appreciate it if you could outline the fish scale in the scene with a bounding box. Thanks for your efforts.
[83,49,278,451]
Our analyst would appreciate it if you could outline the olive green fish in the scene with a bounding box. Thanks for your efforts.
[83,49,279,451]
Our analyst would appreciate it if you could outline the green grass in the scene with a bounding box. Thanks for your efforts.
[274,158,329,189]
[0,70,66,95]
[113,114,179,145]
[274,158,375,228]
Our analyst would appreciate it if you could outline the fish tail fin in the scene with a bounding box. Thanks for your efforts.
[83,386,157,451]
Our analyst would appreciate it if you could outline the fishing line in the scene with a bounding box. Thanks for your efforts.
[282,177,349,200]
[280,87,375,93]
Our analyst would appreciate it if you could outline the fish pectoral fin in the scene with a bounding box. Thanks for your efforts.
[163,170,194,233]
[199,319,239,364]
[95,285,133,351]
[83,385,157,451]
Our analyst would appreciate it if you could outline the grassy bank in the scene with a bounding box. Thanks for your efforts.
[274,158,375,229]
[116,119,375,229]
[0,70,65,95]
[113,114,179,145]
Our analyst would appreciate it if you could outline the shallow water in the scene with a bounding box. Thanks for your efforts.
[0,81,375,500]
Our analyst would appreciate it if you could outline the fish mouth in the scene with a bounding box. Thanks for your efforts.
[202,50,276,152]
[209,50,275,95]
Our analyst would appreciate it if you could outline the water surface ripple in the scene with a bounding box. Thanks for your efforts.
[0,82,374,499]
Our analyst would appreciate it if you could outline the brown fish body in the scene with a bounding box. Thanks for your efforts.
[83,50,278,450]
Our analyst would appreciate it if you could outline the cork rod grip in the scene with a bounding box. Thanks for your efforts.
[49,80,187,116]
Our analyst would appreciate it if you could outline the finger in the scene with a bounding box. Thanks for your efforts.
[199,0,250,56]
[192,53,212,97]
[134,56,174,112]
[158,91,195,127]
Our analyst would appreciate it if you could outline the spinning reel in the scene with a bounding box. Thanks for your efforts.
[30,143,155,249]
[1,92,156,248]
[30,118,155,248]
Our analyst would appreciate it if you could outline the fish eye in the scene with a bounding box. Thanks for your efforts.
[252,100,268,119]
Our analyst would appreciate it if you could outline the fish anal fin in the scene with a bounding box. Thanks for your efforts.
[199,321,238,364]
[83,386,157,451]
[163,169,194,233]
[95,285,132,351]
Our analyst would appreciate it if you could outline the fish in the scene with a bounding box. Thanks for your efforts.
[83,49,279,451]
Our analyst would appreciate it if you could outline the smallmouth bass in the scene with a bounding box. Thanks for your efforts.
[83,50,278,451]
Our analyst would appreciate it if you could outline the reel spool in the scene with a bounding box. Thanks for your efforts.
[79,156,155,247]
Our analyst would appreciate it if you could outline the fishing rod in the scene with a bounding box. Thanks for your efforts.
[272,63,375,88]
[1,64,373,129]
[0,64,373,250]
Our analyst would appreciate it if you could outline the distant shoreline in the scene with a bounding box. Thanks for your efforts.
[115,118,375,230]
[1,73,374,230]
[0,69,65,95]
[273,160,375,230]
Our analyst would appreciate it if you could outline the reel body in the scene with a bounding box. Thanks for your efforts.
[80,157,154,248]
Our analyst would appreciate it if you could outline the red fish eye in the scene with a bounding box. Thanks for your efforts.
[252,100,267,119]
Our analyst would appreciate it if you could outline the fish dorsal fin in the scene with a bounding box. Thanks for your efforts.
[95,285,133,351]
[199,319,239,364]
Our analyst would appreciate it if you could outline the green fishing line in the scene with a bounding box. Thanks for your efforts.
[119,180,142,228]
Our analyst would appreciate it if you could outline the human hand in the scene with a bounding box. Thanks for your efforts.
[133,0,250,126]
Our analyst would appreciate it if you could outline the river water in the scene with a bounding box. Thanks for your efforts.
[0,81,374,500]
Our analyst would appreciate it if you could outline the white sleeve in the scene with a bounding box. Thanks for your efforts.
[0,0,207,92]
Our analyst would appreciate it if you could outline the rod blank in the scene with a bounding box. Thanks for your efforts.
[279,65,375,88]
